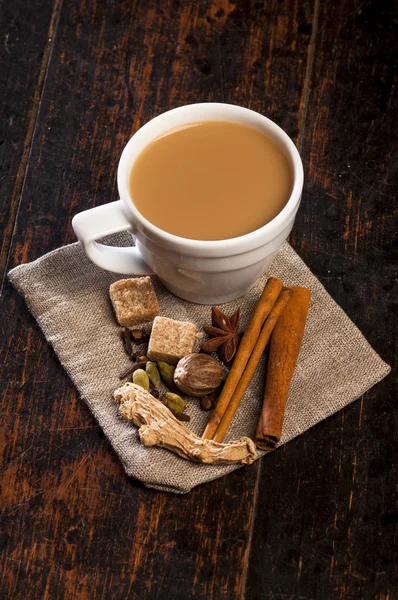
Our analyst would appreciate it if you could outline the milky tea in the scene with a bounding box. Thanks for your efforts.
[129,121,293,241]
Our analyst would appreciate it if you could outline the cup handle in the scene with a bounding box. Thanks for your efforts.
[72,200,152,275]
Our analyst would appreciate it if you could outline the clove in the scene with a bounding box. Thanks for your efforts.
[121,328,133,357]
[119,360,148,380]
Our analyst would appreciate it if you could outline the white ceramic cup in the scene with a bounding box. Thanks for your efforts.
[72,103,303,304]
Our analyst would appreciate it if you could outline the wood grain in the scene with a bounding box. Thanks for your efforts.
[0,0,61,283]
[247,1,397,599]
[0,0,316,598]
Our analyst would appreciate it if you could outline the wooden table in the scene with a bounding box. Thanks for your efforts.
[1,1,396,598]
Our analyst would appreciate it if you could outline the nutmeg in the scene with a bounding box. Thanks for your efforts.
[174,354,224,397]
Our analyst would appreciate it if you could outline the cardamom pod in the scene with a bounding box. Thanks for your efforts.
[162,392,188,413]
[145,361,161,388]
[158,362,176,389]
[132,368,150,390]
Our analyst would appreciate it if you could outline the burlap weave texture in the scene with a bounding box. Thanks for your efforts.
[8,238,390,493]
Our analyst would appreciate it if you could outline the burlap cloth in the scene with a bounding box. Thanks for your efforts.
[8,236,390,493]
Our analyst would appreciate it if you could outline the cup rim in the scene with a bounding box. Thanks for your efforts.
[118,102,303,257]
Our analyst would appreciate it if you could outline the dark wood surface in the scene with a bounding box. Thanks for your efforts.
[0,1,396,598]
[0,0,59,280]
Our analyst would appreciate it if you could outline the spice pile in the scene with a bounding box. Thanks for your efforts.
[110,276,310,465]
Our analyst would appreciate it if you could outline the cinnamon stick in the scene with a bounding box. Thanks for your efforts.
[202,277,283,440]
[255,286,311,451]
[212,288,293,443]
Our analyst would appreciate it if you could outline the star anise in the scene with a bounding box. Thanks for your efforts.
[201,307,240,363]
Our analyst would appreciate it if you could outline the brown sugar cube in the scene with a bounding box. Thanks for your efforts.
[147,316,196,365]
[109,277,160,327]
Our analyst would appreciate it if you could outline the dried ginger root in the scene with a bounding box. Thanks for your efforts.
[114,383,257,465]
